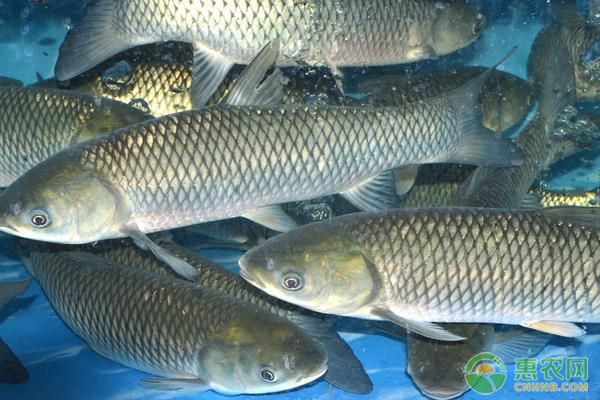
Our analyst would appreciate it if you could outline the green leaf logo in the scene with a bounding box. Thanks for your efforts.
[464,352,507,395]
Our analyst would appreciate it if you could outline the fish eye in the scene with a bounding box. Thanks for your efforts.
[281,273,303,291]
[30,210,50,228]
[472,17,485,36]
[527,94,536,106]
[260,367,277,382]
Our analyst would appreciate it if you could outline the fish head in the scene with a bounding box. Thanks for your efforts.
[0,153,124,243]
[481,73,537,133]
[407,354,468,400]
[431,2,486,56]
[239,221,379,316]
[197,309,327,394]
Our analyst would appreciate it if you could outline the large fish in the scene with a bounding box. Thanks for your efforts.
[239,206,600,340]
[55,0,486,105]
[15,237,372,394]
[403,36,582,400]
[0,86,150,187]
[0,42,522,280]
[18,248,328,394]
[358,67,536,134]
[0,279,31,384]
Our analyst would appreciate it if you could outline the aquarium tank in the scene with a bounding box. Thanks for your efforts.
[0,0,599,399]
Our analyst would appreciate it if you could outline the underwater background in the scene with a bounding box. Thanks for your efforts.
[0,1,598,399]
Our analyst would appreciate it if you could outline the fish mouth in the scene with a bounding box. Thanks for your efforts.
[239,266,260,288]
[298,360,328,387]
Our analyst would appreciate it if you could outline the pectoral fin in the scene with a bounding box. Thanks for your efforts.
[123,227,199,280]
[521,321,585,337]
[340,170,397,211]
[372,307,465,341]
[242,205,297,232]
[191,44,234,107]
[140,377,209,392]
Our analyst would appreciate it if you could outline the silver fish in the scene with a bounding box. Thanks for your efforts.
[55,0,485,105]
[15,237,372,394]
[0,42,521,281]
[239,206,600,340]
[19,247,327,394]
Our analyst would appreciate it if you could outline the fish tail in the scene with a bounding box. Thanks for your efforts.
[55,0,132,80]
[289,313,372,394]
[444,50,524,168]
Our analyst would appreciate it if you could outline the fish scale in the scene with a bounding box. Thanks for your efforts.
[114,0,314,63]
[77,101,459,233]
[349,208,600,324]
[29,251,259,377]
[0,87,95,184]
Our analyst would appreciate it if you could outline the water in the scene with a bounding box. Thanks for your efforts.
[0,1,598,399]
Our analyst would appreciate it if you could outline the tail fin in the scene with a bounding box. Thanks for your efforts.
[289,314,372,394]
[0,338,28,384]
[444,48,523,167]
[55,0,132,80]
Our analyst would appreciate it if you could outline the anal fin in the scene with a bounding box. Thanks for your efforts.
[521,321,585,337]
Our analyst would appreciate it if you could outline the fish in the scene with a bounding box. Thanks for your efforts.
[14,237,372,394]
[407,325,549,400]
[528,2,600,100]
[358,67,536,134]
[239,206,600,340]
[0,279,31,384]
[18,247,328,394]
[55,0,486,105]
[0,41,522,280]
[0,85,150,187]
[404,34,579,400]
